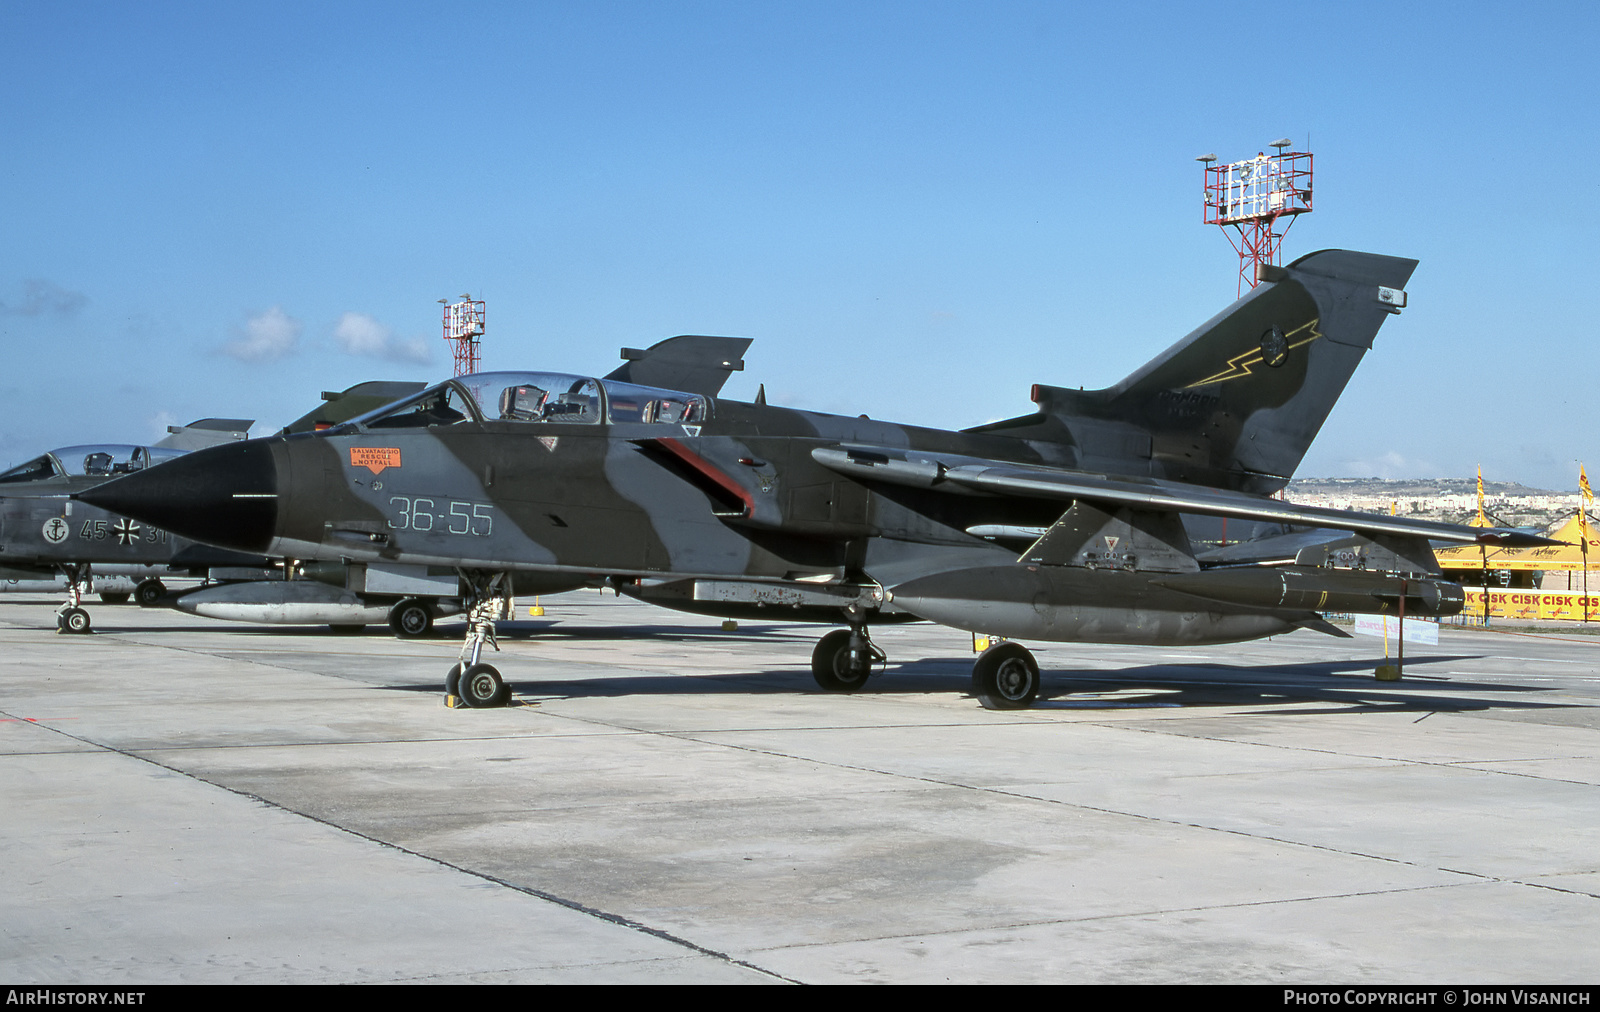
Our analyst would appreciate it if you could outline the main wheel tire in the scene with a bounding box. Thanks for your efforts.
[444,663,463,700]
[458,663,509,708]
[60,607,91,635]
[134,580,166,606]
[98,592,130,605]
[972,642,1040,710]
[811,629,871,692]
[388,598,433,638]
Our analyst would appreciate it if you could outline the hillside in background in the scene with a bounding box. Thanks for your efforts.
[1287,477,1569,498]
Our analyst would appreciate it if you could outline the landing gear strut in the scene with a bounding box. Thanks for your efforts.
[811,622,885,692]
[56,563,92,635]
[448,571,511,708]
[972,641,1040,710]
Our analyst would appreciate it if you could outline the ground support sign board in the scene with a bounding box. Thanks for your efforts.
[1352,615,1440,645]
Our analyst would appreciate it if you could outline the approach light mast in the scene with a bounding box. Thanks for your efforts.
[1198,140,1313,296]
[440,294,486,376]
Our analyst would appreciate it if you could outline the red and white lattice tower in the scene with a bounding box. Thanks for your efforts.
[440,295,485,376]
[1200,141,1313,296]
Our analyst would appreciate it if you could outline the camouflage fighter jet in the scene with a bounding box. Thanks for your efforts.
[167,339,752,636]
[80,251,1549,707]
[0,383,431,635]
[0,420,266,631]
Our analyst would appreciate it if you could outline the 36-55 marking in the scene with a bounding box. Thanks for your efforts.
[388,497,493,536]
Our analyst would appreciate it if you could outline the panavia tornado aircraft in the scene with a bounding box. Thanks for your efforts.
[166,338,752,636]
[80,251,1550,708]
[0,383,436,634]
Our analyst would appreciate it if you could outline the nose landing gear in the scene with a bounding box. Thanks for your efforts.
[446,571,513,708]
[55,564,93,635]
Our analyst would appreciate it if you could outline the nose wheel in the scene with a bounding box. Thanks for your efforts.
[57,606,91,635]
[457,663,509,707]
[54,563,93,634]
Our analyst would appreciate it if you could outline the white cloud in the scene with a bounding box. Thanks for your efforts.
[224,306,302,361]
[0,278,88,316]
[148,410,178,442]
[333,312,432,364]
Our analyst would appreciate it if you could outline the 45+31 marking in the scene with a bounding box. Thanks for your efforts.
[78,519,166,545]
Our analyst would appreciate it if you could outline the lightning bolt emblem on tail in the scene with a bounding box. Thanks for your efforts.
[1185,318,1321,388]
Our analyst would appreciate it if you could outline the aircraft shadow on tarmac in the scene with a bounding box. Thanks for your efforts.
[1020,655,1579,715]
[371,640,1580,716]
[490,619,820,644]
[57,606,1577,715]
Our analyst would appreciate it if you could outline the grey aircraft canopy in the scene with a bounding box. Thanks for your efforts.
[0,444,188,485]
[345,372,710,431]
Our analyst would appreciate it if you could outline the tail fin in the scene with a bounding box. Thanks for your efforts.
[981,250,1417,495]
[605,335,751,397]
[153,417,255,450]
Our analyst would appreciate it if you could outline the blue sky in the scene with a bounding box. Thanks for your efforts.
[2,1,1595,488]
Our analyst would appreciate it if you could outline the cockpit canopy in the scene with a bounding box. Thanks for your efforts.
[349,371,708,430]
[0,444,187,485]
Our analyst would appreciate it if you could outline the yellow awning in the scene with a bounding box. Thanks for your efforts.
[1436,512,1600,571]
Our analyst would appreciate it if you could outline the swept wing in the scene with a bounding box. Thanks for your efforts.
[810,445,1552,549]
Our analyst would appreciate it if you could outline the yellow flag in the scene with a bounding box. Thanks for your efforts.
[1582,465,1594,546]
[1476,466,1485,522]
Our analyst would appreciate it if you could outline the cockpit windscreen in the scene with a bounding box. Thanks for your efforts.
[344,372,709,430]
[359,385,478,429]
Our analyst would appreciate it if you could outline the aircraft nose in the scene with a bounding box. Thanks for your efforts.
[77,439,279,553]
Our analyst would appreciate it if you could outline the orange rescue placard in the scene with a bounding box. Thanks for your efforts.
[349,447,402,475]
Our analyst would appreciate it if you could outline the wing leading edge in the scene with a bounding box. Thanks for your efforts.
[811,445,1556,549]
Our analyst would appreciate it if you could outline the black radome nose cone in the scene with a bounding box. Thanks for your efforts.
[77,440,279,553]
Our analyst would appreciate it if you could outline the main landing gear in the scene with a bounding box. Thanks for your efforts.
[808,621,1044,709]
[446,571,511,708]
[810,619,886,692]
[971,641,1040,710]
[55,563,92,635]
[387,597,434,638]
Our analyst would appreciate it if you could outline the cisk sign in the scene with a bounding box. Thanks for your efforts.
[1461,588,1600,621]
